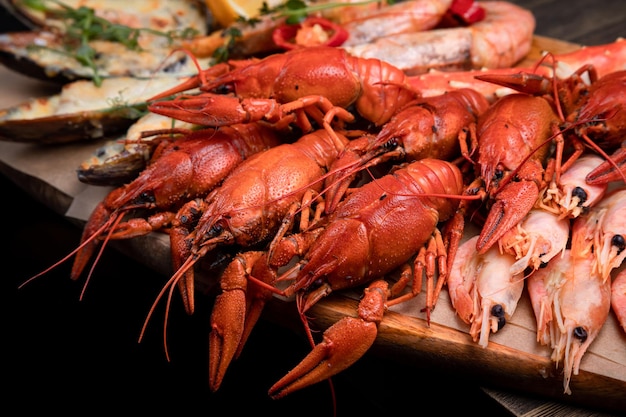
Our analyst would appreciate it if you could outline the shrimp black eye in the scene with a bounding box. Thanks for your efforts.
[611,234,625,254]
[573,326,588,343]
[491,304,506,330]
[571,186,588,206]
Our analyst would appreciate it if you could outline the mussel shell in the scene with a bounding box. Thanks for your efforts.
[0,32,90,84]
[77,140,150,186]
[0,76,192,144]
[0,30,213,84]
[0,104,143,144]
[76,112,198,186]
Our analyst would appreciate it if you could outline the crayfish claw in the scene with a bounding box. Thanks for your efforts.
[477,181,538,254]
[208,290,246,392]
[268,316,378,399]
[269,280,388,399]
[474,72,552,95]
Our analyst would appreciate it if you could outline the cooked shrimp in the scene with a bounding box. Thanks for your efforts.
[498,208,570,275]
[611,268,626,333]
[338,0,453,47]
[527,249,611,394]
[448,235,525,347]
[187,0,452,59]
[570,187,626,282]
[343,1,535,74]
[539,154,609,219]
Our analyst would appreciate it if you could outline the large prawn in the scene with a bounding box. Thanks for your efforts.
[185,0,456,60]
[344,0,536,74]
[538,153,609,219]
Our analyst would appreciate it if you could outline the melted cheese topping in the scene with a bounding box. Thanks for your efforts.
[2,0,211,79]
[16,0,208,34]
[1,76,191,120]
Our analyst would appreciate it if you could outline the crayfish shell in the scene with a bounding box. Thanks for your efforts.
[0,0,210,83]
[0,76,192,144]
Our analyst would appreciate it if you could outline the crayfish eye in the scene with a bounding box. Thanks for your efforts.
[571,186,588,206]
[573,326,588,343]
[136,191,156,204]
[611,234,625,254]
[491,304,506,330]
[209,222,224,236]
[493,168,504,181]
[310,277,324,289]
[213,84,233,94]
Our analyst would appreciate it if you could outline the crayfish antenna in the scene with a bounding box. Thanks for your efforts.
[78,212,126,301]
[17,211,121,290]
[139,254,199,361]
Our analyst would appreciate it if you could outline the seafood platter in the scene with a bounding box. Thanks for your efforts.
[1,0,625,413]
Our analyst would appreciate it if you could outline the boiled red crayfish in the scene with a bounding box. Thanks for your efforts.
[323,87,489,213]
[145,128,350,324]
[206,158,465,397]
[475,67,626,185]
[448,92,563,266]
[147,46,420,144]
[20,124,281,294]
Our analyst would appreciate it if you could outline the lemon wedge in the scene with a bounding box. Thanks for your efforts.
[207,0,282,27]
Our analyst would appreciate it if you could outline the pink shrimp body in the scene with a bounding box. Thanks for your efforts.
[540,154,608,219]
[448,235,525,347]
[570,188,626,283]
[527,249,611,394]
[611,269,626,333]
[498,208,570,275]
[344,1,535,74]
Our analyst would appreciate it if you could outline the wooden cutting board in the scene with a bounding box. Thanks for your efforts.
[0,35,624,415]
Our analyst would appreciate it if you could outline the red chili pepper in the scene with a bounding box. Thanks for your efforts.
[437,0,486,28]
[449,0,486,24]
[272,17,349,50]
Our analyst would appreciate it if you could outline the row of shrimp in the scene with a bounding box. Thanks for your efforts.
[188,0,536,74]
[19,33,626,405]
[446,48,626,395]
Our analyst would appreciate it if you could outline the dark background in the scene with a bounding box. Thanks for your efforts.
[2,1,624,415]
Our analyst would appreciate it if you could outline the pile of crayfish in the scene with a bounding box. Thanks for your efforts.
[23,35,626,400]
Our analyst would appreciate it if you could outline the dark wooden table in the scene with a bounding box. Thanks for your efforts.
[2,1,624,416]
